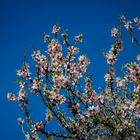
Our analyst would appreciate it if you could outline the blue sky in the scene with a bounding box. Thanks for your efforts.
[0,0,140,139]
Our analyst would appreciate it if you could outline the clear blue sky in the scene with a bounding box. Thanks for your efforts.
[0,0,140,139]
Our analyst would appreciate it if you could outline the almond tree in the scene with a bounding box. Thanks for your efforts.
[7,16,140,140]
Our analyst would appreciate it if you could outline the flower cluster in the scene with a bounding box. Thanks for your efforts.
[134,17,140,30]
[30,78,43,93]
[125,60,140,93]
[32,50,47,68]
[17,63,31,79]
[25,133,40,140]
[7,88,27,102]
[32,121,44,133]
[115,77,126,90]
[85,77,92,93]
[7,18,140,140]
[47,39,63,72]
[88,105,99,114]
[104,40,123,65]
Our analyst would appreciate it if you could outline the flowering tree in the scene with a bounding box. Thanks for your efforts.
[7,16,140,140]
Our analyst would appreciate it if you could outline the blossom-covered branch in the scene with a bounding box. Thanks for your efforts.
[7,15,140,140]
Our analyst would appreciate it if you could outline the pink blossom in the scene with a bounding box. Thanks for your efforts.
[134,84,140,93]
[32,121,44,133]
[58,95,66,104]
[124,21,133,30]
[120,15,126,22]
[137,54,140,61]
[98,95,104,104]
[134,17,140,30]
[44,34,50,42]
[25,133,30,140]
[105,53,116,65]
[74,33,83,42]
[19,81,25,88]
[7,92,17,101]
[136,112,140,118]
[17,117,24,125]
[18,88,27,100]
[88,105,99,113]
[68,46,79,55]
[52,24,60,34]
[17,63,31,78]
[31,79,42,92]
[45,109,52,122]
[111,28,118,37]
[104,73,111,82]
[79,55,85,62]
[116,77,126,89]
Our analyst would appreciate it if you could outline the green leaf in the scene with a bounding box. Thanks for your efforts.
[48,136,53,140]
[15,79,20,83]
[130,91,135,96]
[52,71,60,76]
[101,49,106,56]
